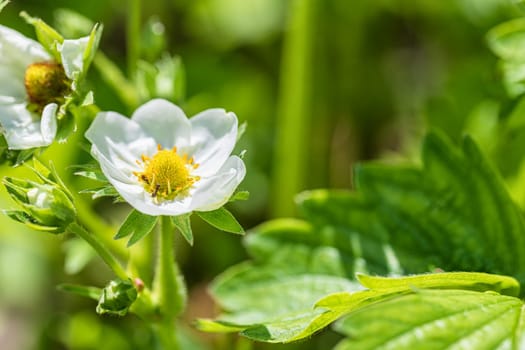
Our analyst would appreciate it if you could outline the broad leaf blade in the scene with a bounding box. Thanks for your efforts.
[196,207,244,234]
[334,289,524,350]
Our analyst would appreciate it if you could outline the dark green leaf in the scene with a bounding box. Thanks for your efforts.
[204,132,525,344]
[114,209,158,247]
[196,207,244,234]
[171,214,193,245]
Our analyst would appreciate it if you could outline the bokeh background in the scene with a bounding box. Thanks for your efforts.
[0,0,523,349]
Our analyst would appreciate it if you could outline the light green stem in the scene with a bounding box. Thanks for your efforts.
[152,216,187,349]
[127,0,141,78]
[270,0,317,217]
[68,222,128,280]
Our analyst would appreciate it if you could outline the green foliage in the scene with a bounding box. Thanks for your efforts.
[334,290,525,350]
[202,132,525,347]
[196,207,244,234]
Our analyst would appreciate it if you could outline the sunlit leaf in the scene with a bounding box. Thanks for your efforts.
[196,207,244,234]
[334,289,525,350]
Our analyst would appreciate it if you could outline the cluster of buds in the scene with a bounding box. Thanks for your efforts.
[2,159,76,233]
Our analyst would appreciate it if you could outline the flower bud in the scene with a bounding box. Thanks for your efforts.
[2,160,76,234]
[96,279,138,316]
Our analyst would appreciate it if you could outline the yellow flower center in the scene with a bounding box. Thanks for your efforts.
[24,61,71,115]
[134,145,200,202]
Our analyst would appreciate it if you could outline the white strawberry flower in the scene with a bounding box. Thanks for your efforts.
[0,23,99,150]
[85,99,246,216]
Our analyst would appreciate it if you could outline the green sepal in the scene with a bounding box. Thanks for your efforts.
[96,279,137,316]
[171,214,193,245]
[229,190,249,202]
[55,111,77,144]
[237,121,247,142]
[80,186,121,200]
[115,209,158,247]
[196,207,244,234]
[57,283,101,301]
[82,23,103,78]
[20,11,64,61]
[2,174,76,233]
[3,209,61,233]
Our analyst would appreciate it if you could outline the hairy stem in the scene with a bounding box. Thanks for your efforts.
[152,216,187,348]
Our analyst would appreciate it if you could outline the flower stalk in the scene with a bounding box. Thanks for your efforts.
[154,216,187,318]
[152,215,186,348]
[67,222,128,280]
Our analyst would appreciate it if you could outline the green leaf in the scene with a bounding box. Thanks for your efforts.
[57,283,101,300]
[115,209,158,247]
[334,289,525,350]
[197,261,360,342]
[357,272,520,297]
[196,207,244,234]
[204,131,525,344]
[350,132,525,282]
[171,214,193,245]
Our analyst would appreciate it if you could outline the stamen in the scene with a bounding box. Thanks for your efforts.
[134,146,200,202]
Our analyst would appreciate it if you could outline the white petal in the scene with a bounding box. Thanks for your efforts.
[0,103,51,149]
[58,37,89,80]
[189,109,238,176]
[85,111,157,180]
[113,178,194,216]
[190,155,246,211]
[86,111,156,158]
[40,103,58,144]
[0,25,50,98]
[131,99,191,149]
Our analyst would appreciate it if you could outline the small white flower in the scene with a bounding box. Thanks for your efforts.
[85,99,246,216]
[0,25,92,149]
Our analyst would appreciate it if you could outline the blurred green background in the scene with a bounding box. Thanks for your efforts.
[0,0,523,349]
